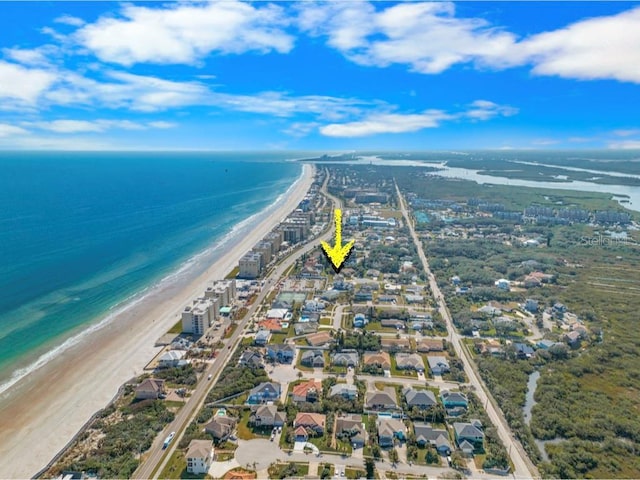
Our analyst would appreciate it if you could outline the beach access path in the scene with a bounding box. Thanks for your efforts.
[0,164,314,479]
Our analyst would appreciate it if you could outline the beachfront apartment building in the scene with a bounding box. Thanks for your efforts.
[204,279,236,307]
[182,297,217,335]
[239,251,262,279]
[253,241,273,268]
[265,231,283,256]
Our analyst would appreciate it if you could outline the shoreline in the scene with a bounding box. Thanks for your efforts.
[0,163,315,479]
[0,162,306,397]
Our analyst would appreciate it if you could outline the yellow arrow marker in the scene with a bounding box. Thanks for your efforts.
[321,209,355,272]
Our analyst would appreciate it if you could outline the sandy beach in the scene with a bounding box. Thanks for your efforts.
[0,163,314,479]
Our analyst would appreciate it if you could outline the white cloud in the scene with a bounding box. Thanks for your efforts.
[531,138,560,146]
[54,15,85,27]
[148,121,177,129]
[612,129,640,137]
[298,2,640,84]
[608,140,640,150]
[319,99,516,137]
[297,2,516,74]
[76,1,293,66]
[211,91,370,120]
[513,7,640,83]
[44,70,210,112]
[321,110,451,137]
[24,119,178,133]
[3,47,56,66]
[0,61,57,104]
[0,123,29,137]
[282,122,320,137]
[465,100,518,121]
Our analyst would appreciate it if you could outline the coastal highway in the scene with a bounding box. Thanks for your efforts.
[134,170,340,479]
[396,183,539,480]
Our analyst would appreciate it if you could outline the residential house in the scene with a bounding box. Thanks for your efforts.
[403,387,437,409]
[294,322,318,336]
[365,388,399,411]
[377,417,407,447]
[257,318,286,332]
[564,330,581,346]
[440,391,468,410]
[524,299,539,313]
[185,439,214,474]
[251,404,285,427]
[294,425,309,442]
[335,414,366,447]
[395,353,425,372]
[536,339,558,350]
[158,350,188,368]
[266,344,296,363]
[291,379,321,403]
[294,412,326,434]
[476,339,504,357]
[353,313,367,328]
[254,329,272,346]
[427,356,450,375]
[300,350,325,368]
[417,338,444,353]
[135,378,165,400]
[205,415,237,442]
[331,351,359,367]
[413,423,451,455]
[381,337,411,352]
[329,383,358,399]
[238,350,263,368]
[247,382,281,404]
[454,421,484,451]
[306,331,333,347]
[513,343,535,359]
[380,319,405,329]
[459,439,476,456]
[363,351,391,370]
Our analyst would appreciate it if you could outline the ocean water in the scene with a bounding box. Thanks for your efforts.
[0,151,305,391]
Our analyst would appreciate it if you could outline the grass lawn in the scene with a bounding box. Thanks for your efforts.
[295,357,314,372]
[167,319,183,334]
[320,317,332,326]
[267,462,309,479]
[270,333,288,343]
[159,450,207,479]
[237,409,257,440]
[390,356,418,378]
[225,266,239,279]
[317,463,335,477]
[216,451,236,461]
[223,323,238,339]
[345,467,366,479]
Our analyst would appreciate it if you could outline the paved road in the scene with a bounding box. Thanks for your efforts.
[395,183,539,480]
[134,170,341,479]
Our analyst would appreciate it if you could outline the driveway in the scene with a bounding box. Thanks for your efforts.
[235,439,283,471]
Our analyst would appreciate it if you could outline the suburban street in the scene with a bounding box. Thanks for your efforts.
[396,183,540,480]
[134,171,341,479]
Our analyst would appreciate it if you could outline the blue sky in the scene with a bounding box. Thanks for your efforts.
[1,1,639,150]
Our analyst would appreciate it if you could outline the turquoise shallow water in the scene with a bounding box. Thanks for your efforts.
[0,151,305,389]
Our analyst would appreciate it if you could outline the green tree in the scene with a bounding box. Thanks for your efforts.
[389,448,399,465]
[364,458,376,479]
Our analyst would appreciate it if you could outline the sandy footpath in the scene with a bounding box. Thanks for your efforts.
[0,163,314,479]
